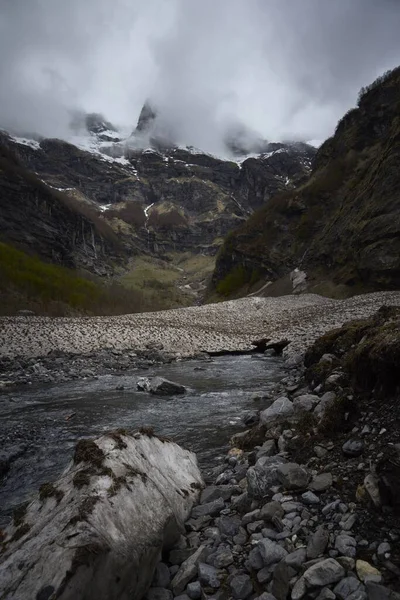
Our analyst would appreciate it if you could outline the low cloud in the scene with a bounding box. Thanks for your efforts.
[0,0,399,152]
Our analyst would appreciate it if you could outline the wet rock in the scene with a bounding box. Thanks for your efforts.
[230,573,253,599]
[333,577,363,599]
[191,498,224,519]
[200,485,238,504]
[342,439,364,458]
[313,392,336,419]
[210,548,234,568]
[261,501,284,522]
[260,397,294,425]
[217,514,242,537]
[315,590,336,600]
[307,526,329,559]
[1,432,203,600]
[146,588,173,600]
[137,376,186,396]
[187,581,202,600]
[301,491,320,505]
[291,576,307,600]
[172,546,208,595]
[246,456,287,499]
[284,548,307,571]
[256,440,277,460]
[365,582,400,599]
[243,411,259,426]
[277,463,310,490]
[198,563,220,589]
[293,394,320,412]
[258,539,288,565]
[153,562,171,588]
[335,534,357,558]
[309,473,333,492]
[271,561,290,600]
[303,558,345,588]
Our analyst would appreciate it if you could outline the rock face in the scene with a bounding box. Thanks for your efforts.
[0,141,123,274]
[0,431,203,600]
[0,128,315,269]
[211,66,400,298]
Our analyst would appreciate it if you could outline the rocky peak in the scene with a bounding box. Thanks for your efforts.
[135,101,157,133]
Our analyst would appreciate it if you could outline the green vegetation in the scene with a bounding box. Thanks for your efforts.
[216,264,261,297]
[0,242,184,316]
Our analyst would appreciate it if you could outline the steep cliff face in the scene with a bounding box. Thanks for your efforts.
[211,66,400,298]
[0,130,315,259]
[0,143,123,274]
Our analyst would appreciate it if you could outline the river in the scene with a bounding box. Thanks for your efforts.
[0,354,286,526]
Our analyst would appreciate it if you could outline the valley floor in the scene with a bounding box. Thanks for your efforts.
[1,291,400,361]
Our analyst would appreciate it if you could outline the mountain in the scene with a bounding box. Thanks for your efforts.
[210,66,400,300]
[0,106,316,313]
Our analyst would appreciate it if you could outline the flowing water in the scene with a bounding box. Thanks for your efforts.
[0,354,285,526]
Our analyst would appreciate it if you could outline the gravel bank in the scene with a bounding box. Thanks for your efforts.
[1,292,400,361]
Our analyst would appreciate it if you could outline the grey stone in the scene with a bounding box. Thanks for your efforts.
[242,509,261,525]
[256,440,277,460]
[291,576,307,600]
[365,582,400,600]
[307,526,329,559]
[258,539,288,565]
[301,491,320,505]
[256,594,277,600]
[137,376,186,396]
[260,397,294,425]
[230,573,253,599]
[314,445,329,459]
[333,576,362,599]
[145,588,173,600]
[277,463,310,490]
[335,534,357,558]
[191,498,224,519]
[314,392,336,419]
[261,501,284,521]
[218,514,242,537]
[198,563,220,589]
[186,582,201,600]
[175,595,190,600]
[200,485,238,504]
[303,558,345,587]
[211,548,234,568]
[257,567,273,584]
[377,542,391,560]
[247,456,288,499]
[171,546,207,595]
[342,439,364,458]
[248,547,264,570]
[293,394,320,412]
[284,548,307,571]
[153,562,171,588]
[231,492,252,514]
[309,473,333,492]
[315,590,336,600]
[271,561,290,600]
[346,592,367,600]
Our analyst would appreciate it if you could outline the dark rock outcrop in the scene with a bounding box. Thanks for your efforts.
[211,66,400,298]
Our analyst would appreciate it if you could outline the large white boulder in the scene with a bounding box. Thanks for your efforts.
[0,431,203,600]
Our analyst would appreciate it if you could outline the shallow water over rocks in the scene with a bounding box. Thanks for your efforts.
[0,354,285,526]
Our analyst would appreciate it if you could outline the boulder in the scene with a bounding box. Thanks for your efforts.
[293,394,320,412]
[303,558,345,588]
[137,376,186,396]
[247,456,288,499]
[0,432,203,600]
[276,463,310,490]
[260,397,294,426]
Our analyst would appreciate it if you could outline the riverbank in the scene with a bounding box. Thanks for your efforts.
[144,307,400,598]
[2,292,400,388]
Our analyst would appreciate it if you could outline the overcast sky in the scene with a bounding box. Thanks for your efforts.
[0,0,399,153]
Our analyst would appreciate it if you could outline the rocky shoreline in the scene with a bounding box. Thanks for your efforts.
[143,308,400,599]
[1,300,400,598]
[2,292,400,389]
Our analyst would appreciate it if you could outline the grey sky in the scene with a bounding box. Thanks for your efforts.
[0,0,399,152]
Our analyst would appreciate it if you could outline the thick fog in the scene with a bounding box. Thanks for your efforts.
[0,0,399,152]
